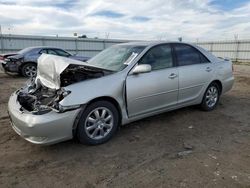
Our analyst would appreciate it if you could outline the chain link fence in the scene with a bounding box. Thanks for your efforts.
[1,34,250,62]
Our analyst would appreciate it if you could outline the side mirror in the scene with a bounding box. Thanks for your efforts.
[132,64,152,74]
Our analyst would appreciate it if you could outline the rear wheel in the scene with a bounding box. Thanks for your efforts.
[77,101,119,145]
[21,63,37,77]
[200,82,220,111]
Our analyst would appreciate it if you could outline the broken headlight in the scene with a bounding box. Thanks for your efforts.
[57,104,81,112]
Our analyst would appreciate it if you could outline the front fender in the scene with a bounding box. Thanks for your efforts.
[60,73,126,109]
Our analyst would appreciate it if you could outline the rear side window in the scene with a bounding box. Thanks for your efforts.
[54,49,71,57]
[174,44,210,66]
[139,44,173,70]
[39,49,47,54]
[47,49,57,55]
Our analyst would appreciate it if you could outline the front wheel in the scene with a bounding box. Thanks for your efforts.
[76,101,119,145]
[200,83,220,111]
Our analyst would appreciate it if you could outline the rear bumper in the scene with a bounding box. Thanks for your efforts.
[0,63,4,72]
[2,61,20,73]
[222,76,234,94]
[8,92,81,145]
[0,60,7,72]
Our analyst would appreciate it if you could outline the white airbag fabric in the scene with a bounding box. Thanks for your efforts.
[36,54,85,89]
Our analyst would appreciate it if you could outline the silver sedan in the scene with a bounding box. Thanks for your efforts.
[8,42,234,145]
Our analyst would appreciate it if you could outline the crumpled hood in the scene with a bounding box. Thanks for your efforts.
[36,54,90,89]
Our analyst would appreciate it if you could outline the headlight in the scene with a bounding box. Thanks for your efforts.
[62,90,71,97]
[58,104,81,112]
[53,89,80,112]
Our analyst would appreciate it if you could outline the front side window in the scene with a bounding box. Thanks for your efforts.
[174,44,210,66]
[87,45,146,71]
[138,44,173,70]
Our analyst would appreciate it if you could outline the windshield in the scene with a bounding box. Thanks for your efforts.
[18,47,35,54]
[87,45,146,71]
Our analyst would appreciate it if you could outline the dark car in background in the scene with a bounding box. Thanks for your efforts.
[0,53,17,61]
[0,47,89,77]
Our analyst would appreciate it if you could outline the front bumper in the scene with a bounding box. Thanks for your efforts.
[8,92,81,145]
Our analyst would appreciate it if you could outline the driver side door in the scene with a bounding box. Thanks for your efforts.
[126,44,179,117]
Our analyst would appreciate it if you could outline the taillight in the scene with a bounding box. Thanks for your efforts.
[0,56,4,60]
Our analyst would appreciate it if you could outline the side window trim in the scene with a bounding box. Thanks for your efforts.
[173,43,211,67]
[170,43,178,67]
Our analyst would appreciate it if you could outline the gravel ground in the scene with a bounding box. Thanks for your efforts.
[0,65,249,188]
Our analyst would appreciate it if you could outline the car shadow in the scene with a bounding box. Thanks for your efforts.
[40,105,202,154]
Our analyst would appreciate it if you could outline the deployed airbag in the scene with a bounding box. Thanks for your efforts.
[36,54,89,89]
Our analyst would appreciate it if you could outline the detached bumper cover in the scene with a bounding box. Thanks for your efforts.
[8,92,81,145]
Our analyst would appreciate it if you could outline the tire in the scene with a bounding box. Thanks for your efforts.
[21,63,37,77]
[76,101,119,145]
[200,82,220,111]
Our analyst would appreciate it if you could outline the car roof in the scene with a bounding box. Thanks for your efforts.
[117,41,219,63]
[23,46,65,50]
[117,41,191,47]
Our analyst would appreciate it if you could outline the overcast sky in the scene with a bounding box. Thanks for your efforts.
[0,0,250,41]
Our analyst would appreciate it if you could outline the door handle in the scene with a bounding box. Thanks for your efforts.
[168,73,178,79]
[206,67,212,72]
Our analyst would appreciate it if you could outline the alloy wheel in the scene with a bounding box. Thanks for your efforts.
[24,65,37,77]
[205,86,218,108]
[84,107,114,140]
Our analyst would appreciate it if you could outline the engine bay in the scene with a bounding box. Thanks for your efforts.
[17,64,112,114]
[60,64,108,87]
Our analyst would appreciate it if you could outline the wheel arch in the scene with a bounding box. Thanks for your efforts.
[72,96,122,138]
[87,96,122,125]
[210,80,223,95]
[19,61,37,72]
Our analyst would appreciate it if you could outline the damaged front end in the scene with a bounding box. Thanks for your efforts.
[16,54,111,115]
[17,78,76,114]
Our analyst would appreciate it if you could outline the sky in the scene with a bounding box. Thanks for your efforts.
[0,0,250,41]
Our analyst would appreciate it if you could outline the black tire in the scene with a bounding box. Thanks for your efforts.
[21,63,37,77]
[77,101,119,145]
[200,82,220,111]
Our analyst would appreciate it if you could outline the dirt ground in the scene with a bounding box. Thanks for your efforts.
[0,65,249,188]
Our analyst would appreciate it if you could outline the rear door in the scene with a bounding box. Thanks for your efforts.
[173,43,214,104]
[126,44,179,117]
